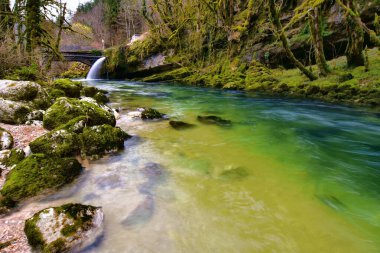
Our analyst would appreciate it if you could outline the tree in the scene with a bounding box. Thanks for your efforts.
[308,7,330,76]
[336,0,380,67]
[268,0,317,81]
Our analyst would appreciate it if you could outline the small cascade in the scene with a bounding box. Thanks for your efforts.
[87,57,106,80]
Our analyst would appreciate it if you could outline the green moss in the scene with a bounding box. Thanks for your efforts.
[55,116,93,133]
[80,124,131,157]
[1,154,82,204]
[82,86,100,97]
[141,108,164,120]
[53,79,83,98]
[24,214,45,249]
[142,68,192,82]
[43,238,67,253]
[29,130,81,157]
[43,97,116,130]
[93,92,109,104]
[0,148,25,167]
[48,88,66,99]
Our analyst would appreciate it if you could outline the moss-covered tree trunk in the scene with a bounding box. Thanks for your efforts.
[309,7,330,76]
[25,0,41,53]
[0,0,12,33]
[268,0,317,81]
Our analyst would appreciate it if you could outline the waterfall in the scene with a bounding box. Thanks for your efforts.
[87,57,106,80]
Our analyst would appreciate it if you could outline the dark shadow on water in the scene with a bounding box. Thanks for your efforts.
[121,195,155,229]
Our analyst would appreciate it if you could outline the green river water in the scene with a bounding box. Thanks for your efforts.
[46,80,380,253]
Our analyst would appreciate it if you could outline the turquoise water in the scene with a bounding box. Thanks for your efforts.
[50,80,380,252]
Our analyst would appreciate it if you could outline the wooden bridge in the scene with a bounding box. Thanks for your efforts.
[60,51,103,66]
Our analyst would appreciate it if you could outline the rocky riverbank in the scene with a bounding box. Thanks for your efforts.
[0,79,131,252]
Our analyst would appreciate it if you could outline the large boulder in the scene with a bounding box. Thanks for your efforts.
[43,97,116,130]
[80,124,131,157]
[0,154,82,206]
[24,204,103,253]
[0,80,50,109]
[0,127,13,150]
[29,129,81,157]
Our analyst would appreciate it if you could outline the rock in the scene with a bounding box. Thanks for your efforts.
[0,80,51,109]
[0,127,13,150]
[43,97,116,130]
[0,80,40,101]
[81,86,100,97]
[93,92,109,104]
[0,148,25,167]
[141,108,165,120]
[53,79,82,98]
[80,124,131,157]
[169,120,196,130]
[0,98,32,124]
[81,86,109,103]
[0,154,82,206]
[55,116,94,133]
[29,129,81,157]
[197,115,232,126]
[24,204,103,253]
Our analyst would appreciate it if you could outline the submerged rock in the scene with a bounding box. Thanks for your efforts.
[24,204,103,253]
[219,166,249,180]
[169,120,196,130]
[121,195,154,228]
[29,129,81,157]
[197,115,232,126]
[141,108,165,120]
[0,154,82,206]
[43,97,116,130]
[0,127,13,150]
[80,124,131,157]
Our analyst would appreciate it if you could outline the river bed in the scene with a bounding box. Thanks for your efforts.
[19,80,380,252]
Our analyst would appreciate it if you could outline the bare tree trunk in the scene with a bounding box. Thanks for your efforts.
[268,0,317,81]
[309,7,330,76]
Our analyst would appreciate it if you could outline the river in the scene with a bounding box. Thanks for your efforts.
[40,80,380,252]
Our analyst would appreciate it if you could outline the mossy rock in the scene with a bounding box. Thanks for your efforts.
[24,204,103,253]
[29,130,81,157]
[0,148,25,167]
[55,116,94,133]
[93,92,109,104]
[43,97,116,130]
[80,124,131,157]
[1,154,82,205]
[0,80,40,101]
[81,86,107,97]
[48,88,66,99]
[53,79,83,98]
[141,108,165,120]
[0,99,32,124]
[0,127,13,150]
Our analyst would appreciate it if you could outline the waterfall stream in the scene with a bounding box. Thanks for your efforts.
[87,57,106,80]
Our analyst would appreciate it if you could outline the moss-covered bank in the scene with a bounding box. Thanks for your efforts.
[130,48,380,108]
